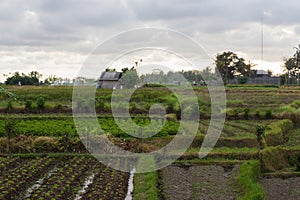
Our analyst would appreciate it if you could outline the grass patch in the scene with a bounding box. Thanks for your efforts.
[227,84,279,88]
[181,147,258,160]
[174,158,244,165]
[133,155,160,200]
[236,160,265,200]
[261,147,289,172]
[187,147,257,153]
[192,182,200,200]
[264,119,293,146]
[284,128,300,147]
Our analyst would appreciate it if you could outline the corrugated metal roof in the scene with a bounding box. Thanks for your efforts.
[256,70,268,75]
[98,72,122,81]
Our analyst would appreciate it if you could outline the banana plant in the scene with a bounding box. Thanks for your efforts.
[0,86,18,101]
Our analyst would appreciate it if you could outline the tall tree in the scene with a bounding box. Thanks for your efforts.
[44,75,60,85]
[283,44,300,84]
[294,44,300,84]
[105,68,116,72]
[121,66,139,88]
[215,51,252,83]
[5,71,42,85]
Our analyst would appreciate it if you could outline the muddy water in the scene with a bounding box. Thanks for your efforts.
[23,166,58,199]
[74,172,96,200]
[125,167,136,200]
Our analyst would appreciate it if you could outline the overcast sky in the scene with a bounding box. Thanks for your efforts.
[0,0,299,82]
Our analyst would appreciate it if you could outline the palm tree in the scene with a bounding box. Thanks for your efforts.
[284,57,296,85]
[293,44,300,84]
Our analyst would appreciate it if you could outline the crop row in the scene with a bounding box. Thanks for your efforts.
[0,156,130,200]
[0,157,55,199]
[0,117,180,137]
[0,117,268,138]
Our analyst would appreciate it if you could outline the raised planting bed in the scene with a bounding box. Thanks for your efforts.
[0,155,130,200]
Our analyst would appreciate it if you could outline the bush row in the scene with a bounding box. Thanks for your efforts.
[264,119,293,146]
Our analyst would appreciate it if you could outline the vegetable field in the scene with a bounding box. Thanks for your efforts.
[0,86,300,199]
[0,116,274,138]
[0,156,129,200]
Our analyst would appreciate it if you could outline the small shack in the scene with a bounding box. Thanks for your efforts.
[97,71,122,89]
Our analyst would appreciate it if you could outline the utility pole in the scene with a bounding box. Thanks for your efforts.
[261,13,264,69]
[295,46,300,85]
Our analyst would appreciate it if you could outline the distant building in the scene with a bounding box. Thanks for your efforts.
[228,69,280,85]
[50,78,73,86]
[254,70,269,77]
[97,71,122,89]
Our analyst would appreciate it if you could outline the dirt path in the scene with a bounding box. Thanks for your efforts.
[160,164,240,200]
[260,177,300,200]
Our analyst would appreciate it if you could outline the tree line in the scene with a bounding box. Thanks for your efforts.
[2,44,300,86]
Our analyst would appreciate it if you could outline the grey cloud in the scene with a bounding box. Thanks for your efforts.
[0,0,299,77]
[129,0,300,32]
[37,0,132,30]
[0,0,133,49]
[295,26,300,35]
[1,0,299,48]
[261,0,300,26]
[130,0,263,26]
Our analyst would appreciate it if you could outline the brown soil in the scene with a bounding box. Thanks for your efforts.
[260,177,300,200]
[160,164,240,200]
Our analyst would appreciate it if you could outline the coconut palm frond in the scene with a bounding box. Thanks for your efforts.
[0,86,19,102]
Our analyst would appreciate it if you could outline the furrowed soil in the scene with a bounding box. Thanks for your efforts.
[160,164,240,200]
[260,177,300,200]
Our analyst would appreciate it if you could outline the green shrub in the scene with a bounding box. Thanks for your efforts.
[225,108,234,117]
[265,119,293,146]
[255,125,268,150]
[6,100,13,112]
[165,113,177,121]
[238,77,249,84]
[255,110,261,119]
[296,156,300,171]
[264,126,284,146]
[243,108,251,119]
[290,113,300,127]
[237,160,265,200]
[261,147,289,172]
[290,100,300,109]
[233,108,241,119]
[54,103,62,112]
[275,119,293,135]
[25,100,33,111]
[279,105,297,113]
[183,104,199,120]
[166,97,180,114]
[265,109,272,119]
[287,152,300,171]
[36,96,45,110]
